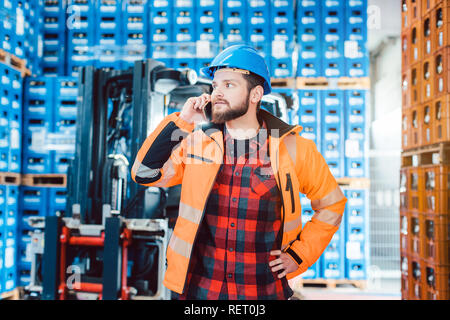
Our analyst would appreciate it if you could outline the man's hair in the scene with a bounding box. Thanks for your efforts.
[243,72,265,112]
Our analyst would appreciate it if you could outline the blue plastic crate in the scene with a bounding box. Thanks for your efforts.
[2,264,17,292]
[346,57,369,77]
[93,47,123,70]
[21,147,53,174]
[223,5,247,26]
[248,25,271,45]
[223,0,246,9]
[149,43,172,64]
[248,5,270,26]
[2,225,17,248]
[173,58,196,71]
[300,123,320,146]
[174,25,196,43]
[23,113,53,136]
[345,89,367,117]
[223,3,247,45]
[297,89,320,124]
[345,259,367,280]
[52,152,74,174]
[19,207,48,230]
[271,57,293,78]
[8,149,20,173]
[223,25,247,45]
[174,0,193,7]
[345,157,367,177]
[19,186,48,210]
[297,5,321,47]
[297,55,321,77]
[0,149,8,171]
[271,3,294,42]
[17,245,31,270]
[18,268,30,287]
[322,258,345,279]
[48,188,67,210]
[196,6,220,42]
[149,25,172,45]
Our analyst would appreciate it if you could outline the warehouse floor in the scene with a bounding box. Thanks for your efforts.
[292,279,401,300]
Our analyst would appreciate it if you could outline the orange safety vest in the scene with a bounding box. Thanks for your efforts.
[132,110,347,294]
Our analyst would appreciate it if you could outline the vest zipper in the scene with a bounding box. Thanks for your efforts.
[285,173,295,214]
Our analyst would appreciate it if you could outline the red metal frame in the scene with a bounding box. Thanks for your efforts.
[58,225,132,300]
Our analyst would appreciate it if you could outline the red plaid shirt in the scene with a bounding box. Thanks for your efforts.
[178,120,293,300]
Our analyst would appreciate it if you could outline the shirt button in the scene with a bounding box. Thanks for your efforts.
[232,198,237,202]
[227,273,233,278]
[229,248,234,252]
[230,222,235,227]
[235,172,240,176]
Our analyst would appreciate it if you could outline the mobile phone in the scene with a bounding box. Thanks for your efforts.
[203,101,212,122]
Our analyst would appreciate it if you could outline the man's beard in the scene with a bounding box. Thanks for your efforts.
[211,93,249,124]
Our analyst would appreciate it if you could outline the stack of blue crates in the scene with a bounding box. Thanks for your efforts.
[148,0,173,68]
[18,76,77,287]
[344,90,369,178]
[270,0,295,78]
[172,0,196,71]
[41,0,65,75]
[321,90,345,178]
[294,89,369,179]
[23,0,43,76]
[297,89,321,147]
[17,186,67,286]
[300,194,322,279]
[299,190,370,281]
[122,0,148,69]
[297,0,322,77]
[66,0,96,77]
[0,1,26,60]
[222,0,247,46]
[0,184,19,294]
[0,2,25,292]
[344,189,369,280]
[0,62,22,173]
[194,0,220,73]
[22,76,77,174]
[296,0,369,78]
[95,0,122,70]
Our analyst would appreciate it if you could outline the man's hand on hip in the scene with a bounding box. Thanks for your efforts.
[269,250,299,279]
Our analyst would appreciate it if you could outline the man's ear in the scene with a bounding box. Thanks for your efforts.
[250,85,264,104]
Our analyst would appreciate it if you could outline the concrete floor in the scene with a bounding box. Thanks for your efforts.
[291,278,401,300]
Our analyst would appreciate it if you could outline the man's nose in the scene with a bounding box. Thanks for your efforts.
[211,86,223,98]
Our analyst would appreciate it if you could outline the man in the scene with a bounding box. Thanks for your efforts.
[132,45,347,300]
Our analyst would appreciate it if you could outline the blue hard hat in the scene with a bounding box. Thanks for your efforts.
[201,44,272,95]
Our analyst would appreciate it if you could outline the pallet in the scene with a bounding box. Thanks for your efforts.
[271,77,296,88]
[296,77,370,90]
[297,279,367,290]
[401,142,450,167]
[0,288,20,300]
[0,49,31,78]
[0,172,21,185]
[21,173,67,188]
[337,177,370,189]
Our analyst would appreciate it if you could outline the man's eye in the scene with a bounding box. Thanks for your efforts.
[226,83,233,88]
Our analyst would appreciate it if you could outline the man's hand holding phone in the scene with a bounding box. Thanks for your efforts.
[179,93,211,125]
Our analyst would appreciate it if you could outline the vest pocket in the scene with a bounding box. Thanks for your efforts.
[250,165,278,198]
